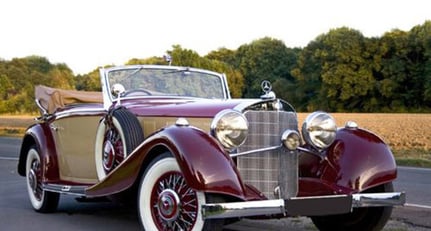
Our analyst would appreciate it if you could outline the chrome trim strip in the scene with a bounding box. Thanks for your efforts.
[35,99,48,116]
[221,73,231,99]
[230,145,282,157]
[55,108,106,120]
[232,99,269,112]
[297,146,325,158]
[352,192,406,207]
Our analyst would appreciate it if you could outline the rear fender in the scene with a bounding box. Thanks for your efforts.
[321,127,397,192]
[86,125,247,199]
[18,123,60,182]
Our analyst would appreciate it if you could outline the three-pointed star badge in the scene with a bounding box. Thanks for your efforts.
[261,80,272,94]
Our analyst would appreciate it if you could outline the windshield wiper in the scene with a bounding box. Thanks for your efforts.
[123,66,144,80]
[163,67,190,75]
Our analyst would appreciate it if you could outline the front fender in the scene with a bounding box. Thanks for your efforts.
[86,125,247,199]
[321,127,397,192]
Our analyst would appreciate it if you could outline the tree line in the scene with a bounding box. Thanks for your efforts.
[1,21,430,113]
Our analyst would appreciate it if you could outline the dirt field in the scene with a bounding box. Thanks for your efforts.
[0,115,36,137]
[1,113,430,165]
[298,113,431,151]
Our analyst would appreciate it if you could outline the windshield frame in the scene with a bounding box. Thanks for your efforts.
[99,65,230,109]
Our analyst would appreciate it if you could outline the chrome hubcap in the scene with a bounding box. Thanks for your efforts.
[28,158,42,200]
[28,168,37,193]
[157,189,181,222]
[102,141,115,171]
[102,127,125,174]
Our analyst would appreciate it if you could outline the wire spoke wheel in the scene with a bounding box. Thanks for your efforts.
[138,153,205,231]
[27,150,43,201]
[95,108,144,180]
[151,171,199,230]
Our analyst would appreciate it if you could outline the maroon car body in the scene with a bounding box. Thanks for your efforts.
[18,65,405,230]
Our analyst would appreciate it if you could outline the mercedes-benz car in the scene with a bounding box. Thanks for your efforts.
[18,64,405,230]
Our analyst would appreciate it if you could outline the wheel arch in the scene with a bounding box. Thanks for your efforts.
[87,125,247,200]
[18,133,37,176]
[133,144,171,184]
[18,124,60,182]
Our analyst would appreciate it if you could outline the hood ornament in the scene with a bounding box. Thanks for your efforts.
[260,80,276,99]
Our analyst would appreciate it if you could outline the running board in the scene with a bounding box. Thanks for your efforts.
[43,184,87,196]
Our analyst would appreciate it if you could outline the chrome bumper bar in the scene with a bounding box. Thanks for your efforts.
[202,192,406,219]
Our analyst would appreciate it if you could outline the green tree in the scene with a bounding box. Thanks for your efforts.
[377,21,431,112]
[0,74,13,100]
[0,56,75,113]
[49,63,75,90]
[126,56,167,65]
[0,74,15,113]
[236,37,295,98]
[206,47,238,67]
[410,21,431,110]
[291,40,325,111]
[378,30,411,111]
[319,28,376,111]
[75,68,102,91]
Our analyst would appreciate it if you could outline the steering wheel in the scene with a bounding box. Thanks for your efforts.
[122,89,152,96]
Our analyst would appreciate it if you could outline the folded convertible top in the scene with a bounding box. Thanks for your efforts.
[35,85,103,114]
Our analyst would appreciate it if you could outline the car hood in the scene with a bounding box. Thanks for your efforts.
[118,97,262,118]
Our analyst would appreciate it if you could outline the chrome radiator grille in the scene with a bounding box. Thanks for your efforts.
[237,111,298,199]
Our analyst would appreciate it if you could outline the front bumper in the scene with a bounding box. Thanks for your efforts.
[202,192,406,219]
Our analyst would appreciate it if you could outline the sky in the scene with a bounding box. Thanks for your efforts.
[1,0,430,75]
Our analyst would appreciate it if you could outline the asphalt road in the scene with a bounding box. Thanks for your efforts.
[1,137,430,230]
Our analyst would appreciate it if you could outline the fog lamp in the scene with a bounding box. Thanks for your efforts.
[281,130,301,151]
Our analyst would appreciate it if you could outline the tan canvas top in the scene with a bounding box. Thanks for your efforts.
[35,85,103,114]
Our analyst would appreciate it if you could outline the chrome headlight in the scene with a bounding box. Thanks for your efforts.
[302,111,337,150]
[211,110,248,150]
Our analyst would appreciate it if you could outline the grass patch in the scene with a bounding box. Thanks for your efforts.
[393,149,431,168]
[0,127,26,137]
[396,158,431,168]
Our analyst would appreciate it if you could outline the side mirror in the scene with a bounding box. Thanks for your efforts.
[111,84,125,98]
[111,84,125,106]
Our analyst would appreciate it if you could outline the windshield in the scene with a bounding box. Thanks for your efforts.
[106,66,227,99]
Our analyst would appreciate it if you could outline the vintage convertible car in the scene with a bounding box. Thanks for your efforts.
[18,64,405,230]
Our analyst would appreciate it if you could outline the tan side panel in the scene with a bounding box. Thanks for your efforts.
[52,116,101,184]
[139,117,212,137]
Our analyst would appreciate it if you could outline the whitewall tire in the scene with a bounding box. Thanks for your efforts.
[138,154,205,231]
[25,146,59,212]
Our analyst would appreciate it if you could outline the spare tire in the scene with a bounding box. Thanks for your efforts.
[95,107,144,180]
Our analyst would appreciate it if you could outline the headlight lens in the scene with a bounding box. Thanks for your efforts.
[302,111,337,149]
[211,110,248,150]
